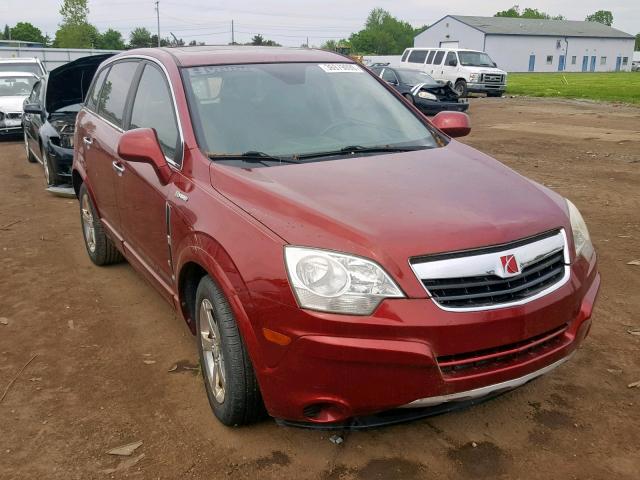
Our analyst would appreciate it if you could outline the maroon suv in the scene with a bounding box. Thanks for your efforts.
[72,47,599,427]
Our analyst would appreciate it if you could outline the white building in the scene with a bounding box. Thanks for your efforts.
[415,15,635,72]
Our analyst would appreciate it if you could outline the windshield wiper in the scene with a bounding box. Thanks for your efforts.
[208,151,301,165]
[296,145,428,160]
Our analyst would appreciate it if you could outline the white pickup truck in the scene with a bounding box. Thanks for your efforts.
[399,48,507,97]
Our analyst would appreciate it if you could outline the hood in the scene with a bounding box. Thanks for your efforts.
[0,95,28,112]
[467,67,507,75]
[210,141,569,273]
[46,54,114,113]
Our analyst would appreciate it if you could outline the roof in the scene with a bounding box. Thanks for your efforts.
[0,57,40,63]
[117,46,350,67]
[0,71,37,77]
[449,15,634,39]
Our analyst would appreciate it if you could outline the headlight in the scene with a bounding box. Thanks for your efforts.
[417,91,437,100]
[50,120,75,149]
[469,73,479,82]
[285,246,404,315]
[566,199,592,258]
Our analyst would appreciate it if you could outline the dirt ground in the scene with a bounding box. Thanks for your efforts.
[1,97,639,480]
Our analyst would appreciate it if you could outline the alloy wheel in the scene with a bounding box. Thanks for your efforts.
[199,298,226,403]
[81,193,96,253]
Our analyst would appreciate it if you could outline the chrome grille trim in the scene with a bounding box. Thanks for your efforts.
[410,229,570,312]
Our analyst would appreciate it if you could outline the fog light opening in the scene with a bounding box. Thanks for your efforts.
[302,402,348,423]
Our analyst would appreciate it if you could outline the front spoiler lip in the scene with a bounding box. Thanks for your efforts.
[402,352,573,408]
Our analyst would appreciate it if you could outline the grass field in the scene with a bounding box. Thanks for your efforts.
[506,72,640,104]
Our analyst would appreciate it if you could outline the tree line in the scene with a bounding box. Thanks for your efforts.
[2,2,638,53]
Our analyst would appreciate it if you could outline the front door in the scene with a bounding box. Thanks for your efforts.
[615,56,622,71]
[582,56,589,72]
[441,51,459,84]
[558,55,565,71]
[116,62,181,289]
[528,55,536,72]
[590,56,597,72]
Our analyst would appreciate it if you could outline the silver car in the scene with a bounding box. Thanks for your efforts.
[0,72,38,135]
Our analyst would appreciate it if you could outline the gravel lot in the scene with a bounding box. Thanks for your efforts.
[1,97,639,479]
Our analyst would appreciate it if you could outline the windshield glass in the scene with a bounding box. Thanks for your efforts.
[53,103,82,114]
[0,76,37,96]
[0,64,41,75]
[396,70,437,86]
[183,63,438,161]
[458,52,495,67]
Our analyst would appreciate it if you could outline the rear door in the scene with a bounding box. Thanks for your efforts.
[429,50,445,79]
[78,60,140,235]
[116,61,182,288]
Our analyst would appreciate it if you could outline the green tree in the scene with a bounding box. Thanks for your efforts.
[585,10,613,26]
[635,33,640,51]
[320,39,339,51]
[96,28,125,50]
[129,27,153,48]
[2,24,10,40]
[495,5,564,20]
[348,8,417,55]
[60,0,90,25]
[55,0,99,48]
[251,34,264,45]
[10,22,46,43]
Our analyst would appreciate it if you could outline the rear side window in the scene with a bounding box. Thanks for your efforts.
[433,51,445,65]
[129,63,180,163]
[98,61,139,129]
[86,67,109,111]
[400,50,410,62]
[407,50,428,64]
[425,51,435,64]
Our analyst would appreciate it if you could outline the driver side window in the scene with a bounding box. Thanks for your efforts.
[29,81,42,103]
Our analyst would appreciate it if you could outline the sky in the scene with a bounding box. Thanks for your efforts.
[1,0,638,46]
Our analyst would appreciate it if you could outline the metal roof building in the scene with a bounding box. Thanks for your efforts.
[415,15,635,72]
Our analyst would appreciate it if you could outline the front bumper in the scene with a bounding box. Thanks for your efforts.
[257,255,599,425]
[467,82,506,94]
[0,122,22,135]
[46,141,73,178]
[415,99,469,115]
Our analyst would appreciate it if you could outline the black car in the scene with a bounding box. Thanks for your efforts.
[22,54,113,189]
[370,66,468,115]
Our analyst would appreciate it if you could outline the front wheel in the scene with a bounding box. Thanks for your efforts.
[42,149,62,187]
[196,275,264,426]
[454,79,468,97]
[79,183,123,266]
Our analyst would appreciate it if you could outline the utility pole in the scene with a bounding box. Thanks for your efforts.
[231,20,235,44]
[155,1,161,47]
[306,36,309,48]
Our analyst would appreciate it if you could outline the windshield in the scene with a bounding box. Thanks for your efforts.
[183,63,438,161]
[0,76,37,96]
[458,52,495,67]
[396,70,437,86]
[0,64,42,75]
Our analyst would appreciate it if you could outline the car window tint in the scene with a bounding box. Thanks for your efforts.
[425,51,435,64]
[445,52,457,66]
[401,50,409,62]
[433,51,445,65]
[29,81,41,103]
[98,61,138,128]
[381,69,397,83]
[407,50,428,63]
[86,67,109,111]
[129,63,180,162]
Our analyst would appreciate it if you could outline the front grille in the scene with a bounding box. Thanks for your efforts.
[482,73,503,84]
[423,250,565,308]
[6,112,22,120]
[438,324,568,377]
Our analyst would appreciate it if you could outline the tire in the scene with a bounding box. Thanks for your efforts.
[454,79,468,97]
[403,93,415,104]
[78,183,123,266]
[487,91,503,98]
[42,147,62,187]
[195,275,264,426]
[24,130,37,163]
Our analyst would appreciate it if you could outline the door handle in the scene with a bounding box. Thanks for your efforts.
[112,161,125,175]
[83,136,93,146]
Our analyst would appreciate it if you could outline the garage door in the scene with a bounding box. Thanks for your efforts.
[439,41,459,48]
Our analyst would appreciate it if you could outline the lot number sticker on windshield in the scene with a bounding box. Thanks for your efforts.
[318,64,363,73]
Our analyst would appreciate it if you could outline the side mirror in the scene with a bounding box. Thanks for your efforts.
[23,103,42,115]
[431,111,471,138]
[492,62,497,68]
[448,60,457,67]
[117,128,173,185]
